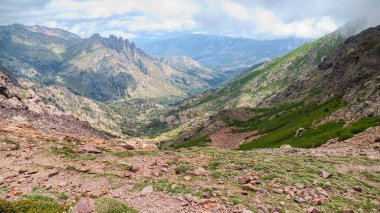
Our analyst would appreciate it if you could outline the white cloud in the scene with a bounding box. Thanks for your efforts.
[252,7,337,37]
[222,1,251,21]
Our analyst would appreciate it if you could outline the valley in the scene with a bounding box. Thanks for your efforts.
[0,13,379,213]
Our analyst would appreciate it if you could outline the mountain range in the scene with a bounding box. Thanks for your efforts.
[1,20,380,213]
[139,34,309,70]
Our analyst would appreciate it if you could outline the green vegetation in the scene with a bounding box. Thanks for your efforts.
[95,198,138,213]
[0,199,68,213]
[175,163,195,174]
[238,99,346,149]
[3,139,21,150]
[50,145,77,158]
[21,194,56,203]
[238,97,380,149]
[174,136,211,149]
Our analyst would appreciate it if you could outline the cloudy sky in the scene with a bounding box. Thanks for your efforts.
[1,0,379,41]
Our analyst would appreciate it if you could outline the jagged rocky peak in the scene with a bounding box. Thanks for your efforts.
[89,33,139,54]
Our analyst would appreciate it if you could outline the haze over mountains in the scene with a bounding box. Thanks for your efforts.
[139,34,309,69]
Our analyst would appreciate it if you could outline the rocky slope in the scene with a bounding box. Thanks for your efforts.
[0,65,110,142]
[159,55,224,85]
[166,21,380,148]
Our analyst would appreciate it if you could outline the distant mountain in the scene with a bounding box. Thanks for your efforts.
[139,34,309,69]
[159,56,225,85]
[0,24,208,102]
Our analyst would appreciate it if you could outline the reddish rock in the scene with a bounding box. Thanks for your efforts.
[48,170,59,177]
[119,143,135,150]
[323,182,332,191]
[242,183,257,191]
[184,175,191,181]
[140,185,154,196]
[130,164,140,173]
[76,146,101,154]
[73,198,95,213]
[352,186,362,192]
[189,167,208,176]
[305,207,320,213]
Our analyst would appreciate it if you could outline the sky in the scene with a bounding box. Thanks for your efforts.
[0,0,379,41]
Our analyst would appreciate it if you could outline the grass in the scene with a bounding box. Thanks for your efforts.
[3,139,21,150]
[174,136,211,149]
[238,98,346,149]
[175,163,196,174]
[0,199,68,213]
[21,194,56,203]
[95,198,138,213]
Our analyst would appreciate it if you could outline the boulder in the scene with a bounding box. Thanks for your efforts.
[73,198,95,213]
[140,185,154,196]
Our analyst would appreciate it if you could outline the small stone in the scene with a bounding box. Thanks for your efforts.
[295,183,305,189]
[273,188,283,194]
[58,181,67,187]
[242,183,257,191]
[305,207,320,213]
[319,169,332,179]
[152,170,160,177]
[75,146,101,154]
[48,170,59,177]
[280,201,286,206]
[323,182,332,191]
[119,143,135,150]
[184,176,191,181]
[73,198,95,213]
[130,164,140,173]
[341,210,354,213]
[294,196,305,203]
[18,169,27,174]
[189,167,207,176]
[242,209,252,213]
[140,185,154,196]
[353,186,362,192]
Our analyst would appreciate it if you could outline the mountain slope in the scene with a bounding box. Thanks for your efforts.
[139,34,309,69]
[167,21,379,148]
[0,24,209,102]
[159,56,224,85]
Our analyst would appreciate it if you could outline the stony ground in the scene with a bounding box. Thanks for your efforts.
[1,121,380,212]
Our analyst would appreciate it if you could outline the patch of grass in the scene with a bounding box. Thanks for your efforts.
[152,179,192,194]
[0,199,68,213]
[22,194,56,203]
[51,145,78,159]
[337,117,380,141]
[3,139,21,150]
[111,151,136,158]
[239,98,346,149]
[95,198,138,213]
[175,163,196,174]
[105,163,131,171]
[175,136,211,149]
[362,172,380,182]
